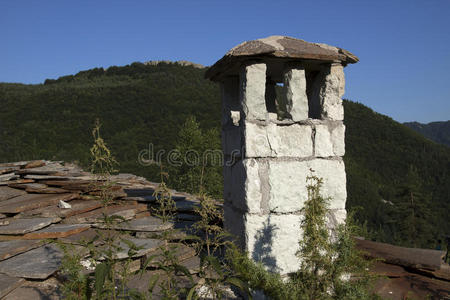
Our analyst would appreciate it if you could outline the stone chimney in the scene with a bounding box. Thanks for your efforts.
[205,36,358,275]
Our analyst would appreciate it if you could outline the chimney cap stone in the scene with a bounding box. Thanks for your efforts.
[205,35,358,81]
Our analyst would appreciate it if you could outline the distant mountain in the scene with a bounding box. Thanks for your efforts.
[0,62,449,248]
[404,121,450,147]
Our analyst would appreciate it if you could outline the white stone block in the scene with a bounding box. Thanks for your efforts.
[243,159,263,213]
[222,128,242,156]
[320,64,345,121]
[309,159,347,210]
[327,209,347,229]
[267,124,313,157]
[244,122,313,158]
[223,205,245,246]
[245,213,302,275]
[227,159,262,213]
[283,67,308,121]
[244,122,271,157]
[268,160,309,213]
[268,159,346,212]
[331,123,345,156]
[240,63,267,121]
[314,124,333,157]
[223,165,232,204]
[221,77,240,126]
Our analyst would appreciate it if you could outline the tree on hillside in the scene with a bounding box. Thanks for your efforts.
[167,116,223,198]
[393,165,433,248]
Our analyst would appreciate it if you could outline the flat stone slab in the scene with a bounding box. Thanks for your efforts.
[3,277,62,299]
[63,204,146,224]
[174,199,200,212]
[0,244,63,279]
[124,188,155,197]
[0,273,25,298]
[0,166,19,175]
[0,186,26,201]
[0,224,90,240]
[176,213,201,221]
[0,217,56,235]
[111,238,162,259]
[180,255,201,274]
[0,179,34,187]
[145,243,196,267]
[96,216,173,232]
[59,228,99,245]
[0,240,45,260]
[0,173,19,182]
[24,175,72,180]
[0,193,79,213]
[21,200,102,218]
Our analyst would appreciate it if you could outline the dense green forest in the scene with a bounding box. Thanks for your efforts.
[404,120,450,147]
[0,62,449,248]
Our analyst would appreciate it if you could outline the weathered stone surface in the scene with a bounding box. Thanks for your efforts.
[24,160,45,169]
[223,205,245,247]
[244,122,272,157]
[14,224,90,240]
[0,193,78,213]
[331,123,345,156]
[268,124,313,157]
[314,124,333,157]
[63,204,146,224]
[127,269,198,298]
[3,277,62,299]
[59,228,98,245]
[327,209,347,233]
[176,213,201,221]
[145,243,196,267]
[0,240,44,260]
[27,186,69,194]
[0,274,25,298]
[42,180,93,192]
[245,122,313,158]
[180,255,201,274]
[110,238,162,259]
[0,244,63,279]
[0,166,19,175]
[0,173,18,182]
[245,213,302,274]
[206,36,358,81]
[175,199,200,212]
[282,66,308,121]
[98,216,173,232]
[21,200,102,218]
[240,63,267,121]
[222,127,242,156]
[124,188,155,197]
[8,183,48,190]
[0,186,26,201]
[268,159,346,212]
[0,218,57,235]
[319,64,345,120]
[0,179,34,186]
[228,159,262,213]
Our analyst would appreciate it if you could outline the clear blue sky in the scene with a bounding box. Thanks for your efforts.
[1,0,449,123]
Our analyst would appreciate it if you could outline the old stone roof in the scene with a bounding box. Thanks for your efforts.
[205,35,359,81]
[0,160,208,298]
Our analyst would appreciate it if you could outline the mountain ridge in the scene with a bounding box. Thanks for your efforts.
[404,120,450,147]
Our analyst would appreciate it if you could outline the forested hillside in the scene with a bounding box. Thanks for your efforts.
[1,62,449,248]
[404,121,450,147]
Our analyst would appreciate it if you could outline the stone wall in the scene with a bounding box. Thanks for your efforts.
[221,61,347,275]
